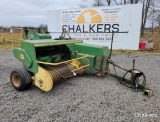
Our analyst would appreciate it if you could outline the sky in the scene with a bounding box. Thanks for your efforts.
[0,0,157,27]
[0,0,84,27]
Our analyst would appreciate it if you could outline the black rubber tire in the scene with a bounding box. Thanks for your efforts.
[24,82,32,90]
[10,67,32,91]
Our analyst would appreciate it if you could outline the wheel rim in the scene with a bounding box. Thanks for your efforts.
[12,73,21,87]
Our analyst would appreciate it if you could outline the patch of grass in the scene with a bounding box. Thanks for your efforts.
[151,53,160,56]
[140,31,160,50]
[0,40,20,50]
[0,41,3,45]
[115,49,136,54]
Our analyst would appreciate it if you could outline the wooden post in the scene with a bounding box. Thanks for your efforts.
[159,22,160,34]
[2,26,4,42]
[12,40,14,49]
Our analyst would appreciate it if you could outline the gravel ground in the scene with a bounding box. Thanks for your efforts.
[0,50,159,122]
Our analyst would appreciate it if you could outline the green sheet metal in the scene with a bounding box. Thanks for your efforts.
[24,39,82,47]
[74,43,109,56]
[13,39,82,73]
[73,43,110,75]
[13,48,32,68]
[13,38,110,75]
[20,41,38,73]
[27,29,51,40]
[37,55,52,63]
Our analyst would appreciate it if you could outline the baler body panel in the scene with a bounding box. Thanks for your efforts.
[13,38,110,75]
[13,39,83,73]
[20,41,38,73]
[13,48,33,68]
[71,43,110,74]
[27,29,51,40]
[74,43,109,56]
[24,39,82,47]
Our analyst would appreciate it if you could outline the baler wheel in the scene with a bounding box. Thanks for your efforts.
[10,68,32,91]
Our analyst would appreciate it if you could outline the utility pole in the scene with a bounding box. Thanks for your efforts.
[98,0,100,6]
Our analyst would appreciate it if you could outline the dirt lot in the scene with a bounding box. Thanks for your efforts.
[0,50,159,122]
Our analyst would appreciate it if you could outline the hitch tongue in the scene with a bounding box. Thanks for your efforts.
[135,77,139,92]
[133,59,135,69]
[144,89,153,97]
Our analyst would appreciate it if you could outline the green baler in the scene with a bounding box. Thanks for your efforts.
[11,38,109,92]
[10,33,153,97]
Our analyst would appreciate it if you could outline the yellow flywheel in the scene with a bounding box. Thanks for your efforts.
[34,66,53,92]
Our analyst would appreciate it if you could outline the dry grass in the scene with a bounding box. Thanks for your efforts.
[140,30,160,50]
[0,40,20,50]
[0,31,160,52]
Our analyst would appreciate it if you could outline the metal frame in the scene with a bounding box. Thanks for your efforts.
[35,29,153,96]
[107,32,153,97]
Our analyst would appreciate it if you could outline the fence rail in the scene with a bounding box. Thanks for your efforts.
[0,27,24,49]
[0,27,24,42]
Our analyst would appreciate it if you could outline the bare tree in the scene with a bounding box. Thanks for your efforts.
[154,0,160,33]
[39,24,48,32]
[93,0,104,6]
[80,0,158,35]
[130,0,134,4]
[106,0,111,6]
[141,0,152,35]
[124,0,127,4]
[134,0,139,3]
[80,0,114,7]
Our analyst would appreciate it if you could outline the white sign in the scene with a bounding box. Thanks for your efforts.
[61,7,123,42]
[47,4,143,50]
